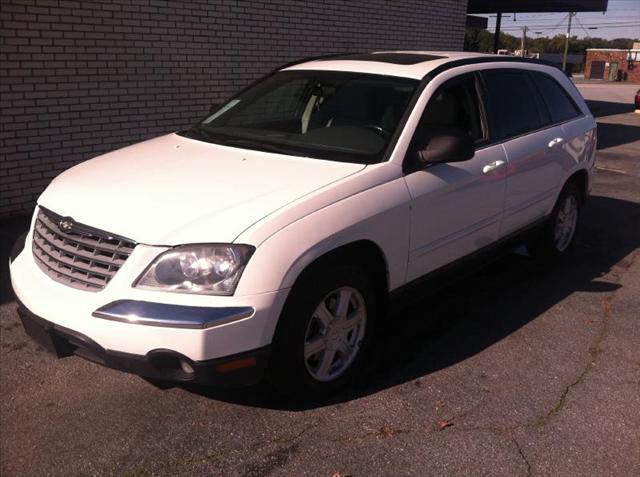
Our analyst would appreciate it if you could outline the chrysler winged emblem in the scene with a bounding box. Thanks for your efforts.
[58,217,74,232]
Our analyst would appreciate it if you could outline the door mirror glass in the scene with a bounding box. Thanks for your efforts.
[417,128,475,164]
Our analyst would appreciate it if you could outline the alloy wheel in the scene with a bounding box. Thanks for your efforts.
[554,195,578,252]
[303,286,367,382]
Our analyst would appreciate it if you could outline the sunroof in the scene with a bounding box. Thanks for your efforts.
[319,53,445,65]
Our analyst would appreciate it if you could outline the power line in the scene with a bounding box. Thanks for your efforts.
[574,16,596,36]
[499,22,640,30]
[500,25,640,31]
[482,6,640,41]
[493,15,638,22]
[498,21,640,28]
[540,13,571,34]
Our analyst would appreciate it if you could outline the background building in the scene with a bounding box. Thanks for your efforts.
[0,0,467,218]
[585,44,640,83]
[539,53,584,73]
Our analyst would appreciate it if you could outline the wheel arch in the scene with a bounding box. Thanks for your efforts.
[566,168,589,205]
[285,239,390,301]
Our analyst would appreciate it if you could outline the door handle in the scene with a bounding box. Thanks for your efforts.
[548,137,564,148]
[482,160,505,174]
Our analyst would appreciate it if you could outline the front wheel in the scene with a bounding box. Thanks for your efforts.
[267,265,378,400]
[528,182,582,259]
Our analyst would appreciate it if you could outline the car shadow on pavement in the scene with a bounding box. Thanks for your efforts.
[586,100,635,118]
[596,122,640,150]
[180,194,640,410]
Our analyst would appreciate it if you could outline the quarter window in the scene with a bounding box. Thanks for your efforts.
[531,72,581,124]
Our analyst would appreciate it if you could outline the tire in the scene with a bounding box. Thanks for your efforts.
[267,264,378,400]
[527,182,582,260]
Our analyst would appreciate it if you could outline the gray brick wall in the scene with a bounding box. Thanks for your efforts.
[0,0,467,218]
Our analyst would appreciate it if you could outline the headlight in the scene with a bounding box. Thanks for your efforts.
[134,244,255,295]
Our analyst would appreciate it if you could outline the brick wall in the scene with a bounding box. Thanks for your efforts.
[585,50,640,84]
[0,0,467,218]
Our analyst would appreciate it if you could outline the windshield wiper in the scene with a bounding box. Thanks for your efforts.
[181,127,297,156]
[219,138,295,156]
[182,124,220,142]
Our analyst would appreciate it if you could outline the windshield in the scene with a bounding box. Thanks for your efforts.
[180,70,419,163]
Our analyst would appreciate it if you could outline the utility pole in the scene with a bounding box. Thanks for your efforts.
[562,12,575,73]
[493,12,502,54]
[520,26,528,57]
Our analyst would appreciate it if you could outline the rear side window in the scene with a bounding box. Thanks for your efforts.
[481,70,548,140]
[531,72,581,123]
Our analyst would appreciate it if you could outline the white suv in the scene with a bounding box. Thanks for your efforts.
[10,52,596,398]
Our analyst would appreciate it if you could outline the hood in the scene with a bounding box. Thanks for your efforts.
[38,133,366,245]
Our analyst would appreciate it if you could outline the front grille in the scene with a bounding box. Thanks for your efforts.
[32,207,136,292]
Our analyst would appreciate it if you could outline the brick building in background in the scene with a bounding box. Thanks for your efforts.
[0,0,467,218]
[584,43,640,84]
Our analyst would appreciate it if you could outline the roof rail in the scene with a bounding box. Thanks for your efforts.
[423,55,567,81]
[274,52,358,72]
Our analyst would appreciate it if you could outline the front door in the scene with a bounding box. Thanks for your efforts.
[404,72,507,282]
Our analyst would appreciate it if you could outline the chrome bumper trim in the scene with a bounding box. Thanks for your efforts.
[92,300,255,329]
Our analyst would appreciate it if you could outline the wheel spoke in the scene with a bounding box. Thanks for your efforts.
[335,339,351,358]
[334,289,352,319]
[314,302,333,328]
[563,198,572,215]
[558,210,565,223]
[317,347,336,377]
[341,308,365,332]
[304,337,326,358]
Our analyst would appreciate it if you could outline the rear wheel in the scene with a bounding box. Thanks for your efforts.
[267,264,378,400]
[528,182,581,259]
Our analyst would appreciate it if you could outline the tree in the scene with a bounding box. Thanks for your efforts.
[465,29,638,55]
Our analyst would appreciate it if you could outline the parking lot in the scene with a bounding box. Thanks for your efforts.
[1,82,639,477]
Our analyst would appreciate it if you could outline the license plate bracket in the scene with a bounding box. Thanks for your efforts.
[18,309,74,358]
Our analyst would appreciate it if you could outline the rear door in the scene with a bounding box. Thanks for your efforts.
[481,68,568,236]
[530,70,590,192]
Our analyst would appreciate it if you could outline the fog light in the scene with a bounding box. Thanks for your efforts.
[180,359,195,375]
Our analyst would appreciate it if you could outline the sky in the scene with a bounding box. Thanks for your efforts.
[480,0,640,41]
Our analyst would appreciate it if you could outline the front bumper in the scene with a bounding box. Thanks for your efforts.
[9,223,290,381]
[16,298,270,386]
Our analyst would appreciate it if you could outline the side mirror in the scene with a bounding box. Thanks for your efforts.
[417,129,475,164]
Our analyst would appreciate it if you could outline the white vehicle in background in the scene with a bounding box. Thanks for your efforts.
[10,51,597,398]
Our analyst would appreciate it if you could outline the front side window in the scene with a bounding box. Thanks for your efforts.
[180,70,419,164]
[411,73,486,147]
[482,70,548,140]
[531,72,581,124]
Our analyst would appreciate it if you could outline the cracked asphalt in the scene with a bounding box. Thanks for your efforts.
[1,82,639,477]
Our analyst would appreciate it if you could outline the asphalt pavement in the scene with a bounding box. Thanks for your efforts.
[1,81,639,477]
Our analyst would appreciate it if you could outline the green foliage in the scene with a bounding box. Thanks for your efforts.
[465,28,637,55]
